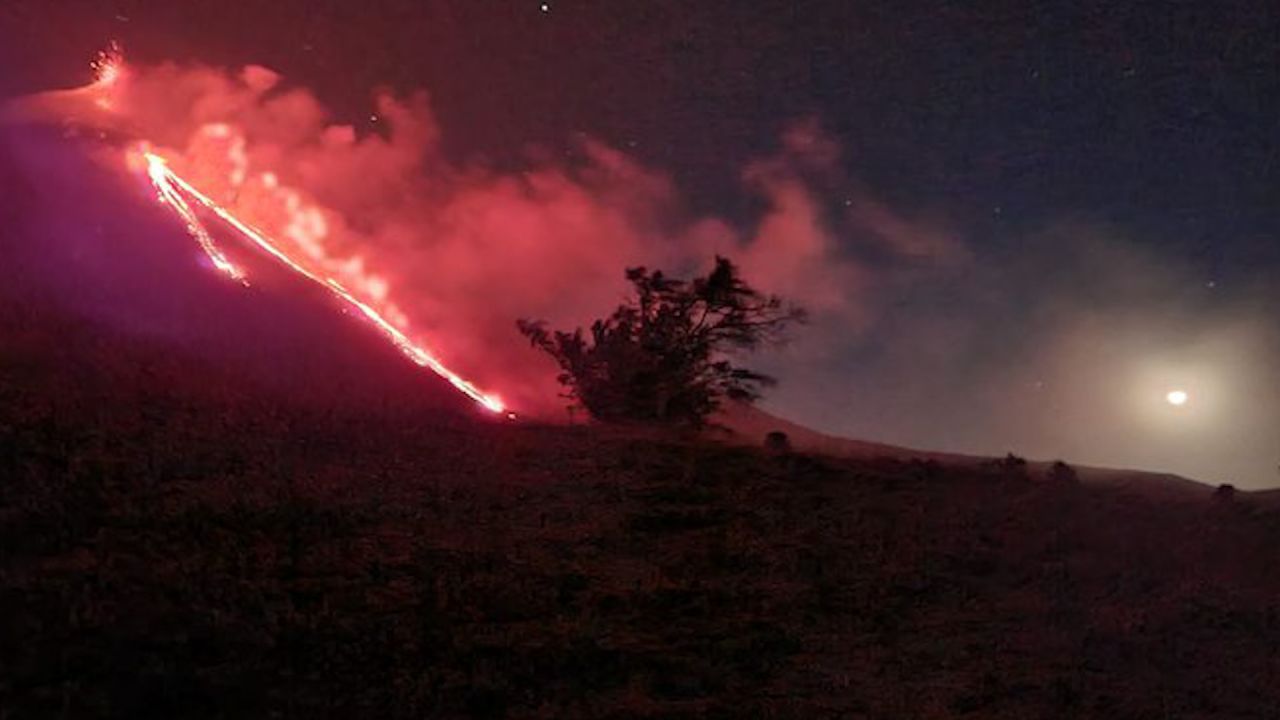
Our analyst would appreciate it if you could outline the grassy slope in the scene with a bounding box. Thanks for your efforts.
[717,402,1217,499]
[3,304,1280,719]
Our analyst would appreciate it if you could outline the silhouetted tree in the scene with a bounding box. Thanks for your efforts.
[518,257,804,427]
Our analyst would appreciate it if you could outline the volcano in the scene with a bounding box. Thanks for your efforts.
[0,124,494,418]
[6,117,1280,719]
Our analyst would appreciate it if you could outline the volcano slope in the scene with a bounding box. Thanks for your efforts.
[4,135,1280,719]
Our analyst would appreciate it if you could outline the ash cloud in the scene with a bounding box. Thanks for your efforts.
[61,60,960,415]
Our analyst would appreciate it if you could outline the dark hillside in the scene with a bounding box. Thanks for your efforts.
[3,300,1280,718]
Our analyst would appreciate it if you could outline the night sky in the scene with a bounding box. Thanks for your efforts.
[2,0,1277,486]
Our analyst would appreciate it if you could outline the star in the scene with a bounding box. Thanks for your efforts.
[539,3,550,12]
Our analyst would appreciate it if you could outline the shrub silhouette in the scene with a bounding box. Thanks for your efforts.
[518,257,804,427]
[994,453,1029,480]
[1000,453,1028,470]
[1049,460,1079,484]
[764,431,792,452]
[1214,483,1236,502]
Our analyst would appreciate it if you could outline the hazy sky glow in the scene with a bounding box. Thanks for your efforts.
[1,1,1276,487]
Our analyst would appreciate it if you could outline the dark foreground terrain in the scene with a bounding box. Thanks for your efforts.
[3,302,1280,719]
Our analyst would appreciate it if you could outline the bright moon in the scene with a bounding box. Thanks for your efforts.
[1166,389,1189,406]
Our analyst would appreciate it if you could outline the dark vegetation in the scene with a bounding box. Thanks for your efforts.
[1050,460,1080,485]
[764,430,792,453]
[518,257,803,427]
[4,300,1280,719]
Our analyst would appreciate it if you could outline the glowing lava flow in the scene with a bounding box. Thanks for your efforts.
[141,151,509,416]
[146,155,247,284]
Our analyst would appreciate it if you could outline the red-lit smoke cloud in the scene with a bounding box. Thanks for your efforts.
[38,60,966,416]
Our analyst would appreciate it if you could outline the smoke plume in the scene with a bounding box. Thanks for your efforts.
[46,59,960,415]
